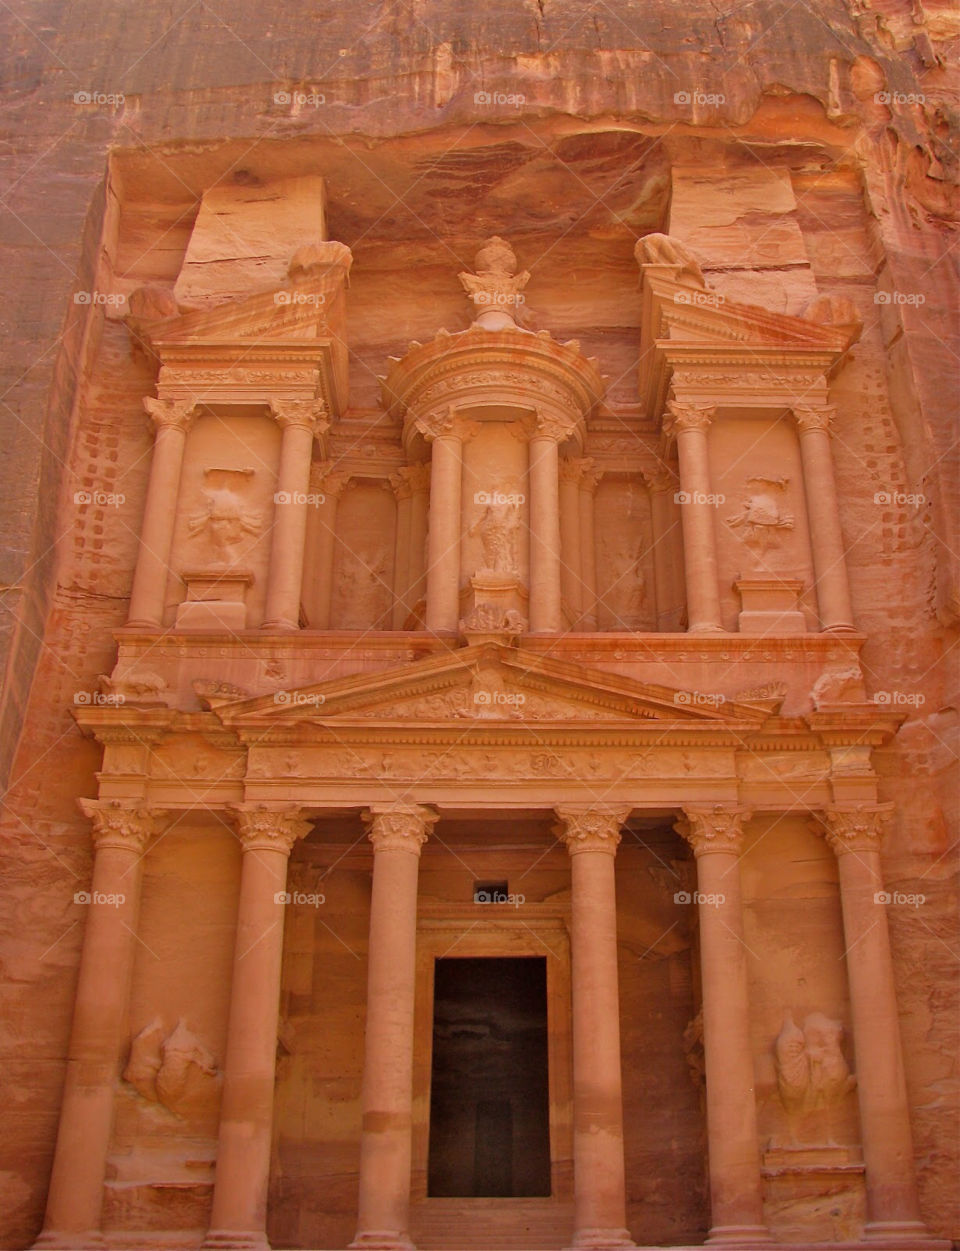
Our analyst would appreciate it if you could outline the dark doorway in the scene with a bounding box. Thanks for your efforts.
[427,956,551,1197]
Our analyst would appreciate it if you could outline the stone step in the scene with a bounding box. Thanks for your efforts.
[409,1197,573,1250]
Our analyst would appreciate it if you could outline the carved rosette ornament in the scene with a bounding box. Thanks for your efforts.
[675,806,749,857]
[231,803,313,855]
[663,400,715,437]
[363,804,438,855]
[268,397,329,436]
[555,805,631,856]
[814,804,894,856]
[78,798,167,854]
[793,405,835,435]
[143,396,197,431]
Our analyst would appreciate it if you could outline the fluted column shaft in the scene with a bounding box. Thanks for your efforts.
[558,459,583,625]
[127,399,195,628]
[556,806,635,1251]
[264,402,327,630]
[817,807,929,1240]
[577,462,601,631]
[351,805,437,1251]
[676,807,769,1245]
[665,403,723,633]
[204,805,312,1250]
[424,431,463,634]
[35,802,164,1247]
[794,407,855,632]
[529,431,564,632]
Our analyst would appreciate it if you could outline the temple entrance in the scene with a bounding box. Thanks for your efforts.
[427,956,551,1198]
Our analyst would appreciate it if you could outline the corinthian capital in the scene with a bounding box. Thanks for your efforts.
[143,396,197,431]
[675,805,749,857]
[268,398,329,435]
[231,803,313,855]
[390,462,431,499]
[814,804,893,856]
[664,401,715,437]
[363,804,438,854]
[793,405,835,435]
[555,805,630,855]
[78,798,167,854]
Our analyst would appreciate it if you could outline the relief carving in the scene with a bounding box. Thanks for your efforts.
[811,662,865,707]
[597,533,648,629]
[124,1018,219,1117]
[187,467,262,563]
[336,543,390,627]
[775,1010,856,1116]
[459,603,526,635]
[469,495,522,576]
[726,476,795,554]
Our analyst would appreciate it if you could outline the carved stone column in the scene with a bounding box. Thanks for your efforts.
[351,805,438,1251]
[664,402,724,633]
[815,806,932,1241]
[127,398,196,628]
[675,807,770,1245]
[263,401,328,630]
[793,406,856,632]
[204,804,312,1251]
[420,417,463,635]
[528,421,565,632]
[558,458,584,627]
[646,464,684,631]
[577,460,602,630]
[555,806,635,1251]
[34,801,165,1248]
[306,462,347,630]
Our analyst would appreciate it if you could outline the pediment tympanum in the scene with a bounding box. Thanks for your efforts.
[210,643,770,729]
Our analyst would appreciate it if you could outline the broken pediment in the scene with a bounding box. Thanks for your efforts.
[213,644,770,728]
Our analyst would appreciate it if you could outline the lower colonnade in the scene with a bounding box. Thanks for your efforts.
[33,797,942,1251]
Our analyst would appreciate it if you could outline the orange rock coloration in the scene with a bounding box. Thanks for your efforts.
[0,4,957,1251]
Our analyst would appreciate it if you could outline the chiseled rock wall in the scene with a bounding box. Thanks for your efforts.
[0,1,956,1246]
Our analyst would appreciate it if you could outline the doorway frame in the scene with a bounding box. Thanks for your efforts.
[411,910,574,1204]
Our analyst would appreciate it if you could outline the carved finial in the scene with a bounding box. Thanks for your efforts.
[458,236,530,330]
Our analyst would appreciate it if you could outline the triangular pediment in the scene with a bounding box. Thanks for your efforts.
[212,644,770,728]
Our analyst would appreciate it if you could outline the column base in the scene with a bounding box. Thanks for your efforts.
[706,1225,773,1245]
[32,1235,107,1250]
[864,1220,947,1246]
[565,1228,637,1250]
[687,623,726,635]
[260,619,299,632]
[822,623,857,634]
[348,1232,415,1251]
[201,1232,271,1250]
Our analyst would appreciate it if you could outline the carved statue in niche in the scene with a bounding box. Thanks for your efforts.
[598,533,647,629]
[774,1010,856,1143]
[187,467,261,565]
[124,1017,219,1117]
[726,476,794,559]
[469,495,522,577]
[337,543,390,627]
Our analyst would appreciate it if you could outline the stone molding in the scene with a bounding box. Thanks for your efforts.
[363,803,438,854]
[143,396,197,431]
[554,804,631,855]
[814,804,895,856]
[675,805,750,857]
[231,802,313,854]
[78,798,168,854]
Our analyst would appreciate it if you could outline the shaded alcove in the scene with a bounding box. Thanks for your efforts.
[427,956,551,1198]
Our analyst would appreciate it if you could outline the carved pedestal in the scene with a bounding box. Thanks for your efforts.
[734,576,807,634]
[459,571,528,640]
[175,570,254,630]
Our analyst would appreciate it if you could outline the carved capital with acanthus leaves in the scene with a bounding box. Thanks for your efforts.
[675,805,750,857]
[663,401,715,438]
[793,405,835,436]
[555,805,631,856]
[363,804,438,854]
[644,462,680,493]
[79,798,168,854]
[390,462,432,499]
[144,396,197,432]
[309,459,350,498]
[813,804,894,856]
[268,398,329,436]
[414,410,481,444]
[231,803,313,855]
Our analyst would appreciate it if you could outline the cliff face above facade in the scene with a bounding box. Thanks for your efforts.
[0,2,957,1248]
